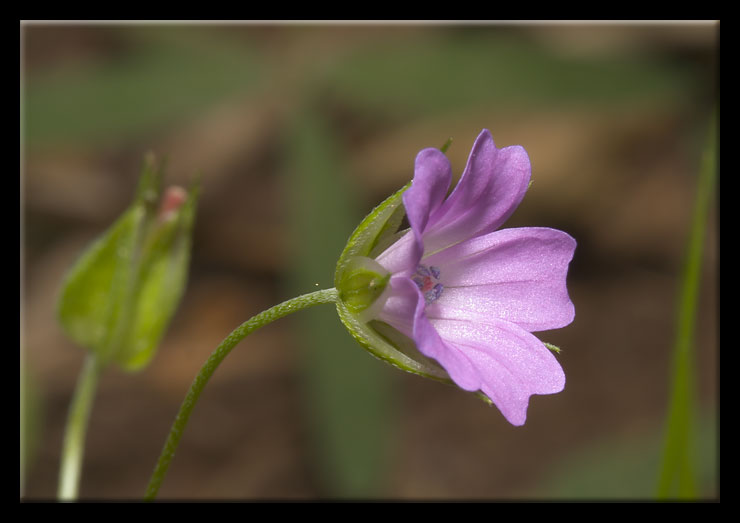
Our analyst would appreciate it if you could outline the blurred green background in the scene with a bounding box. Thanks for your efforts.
[20,22,718,500]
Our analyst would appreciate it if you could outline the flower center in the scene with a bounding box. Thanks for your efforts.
[412,264,443,305]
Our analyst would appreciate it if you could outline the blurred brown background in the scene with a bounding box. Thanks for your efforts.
[20,22,718,500]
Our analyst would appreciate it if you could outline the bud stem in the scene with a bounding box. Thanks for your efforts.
[144,287,338,500]
[58,353,103,500]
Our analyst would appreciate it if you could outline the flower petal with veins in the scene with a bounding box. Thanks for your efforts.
[370,129,576,425]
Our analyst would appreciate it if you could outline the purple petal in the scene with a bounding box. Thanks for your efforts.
[404,148,452,236]
[376,276,480,390]
[375,276,419,337]
[431,317,566,426]
[376,148,451,276]
[374,229,417,277]
[423,227,576,332]
[424,130,531,253]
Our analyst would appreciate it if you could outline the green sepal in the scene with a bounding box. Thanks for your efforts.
[57,199,146,364]
[334,181,410,272]
[115,178,200,371]
[335,301,449,382]
[334,182,452,383]
[336,256,391,315]
[57,156,199,371]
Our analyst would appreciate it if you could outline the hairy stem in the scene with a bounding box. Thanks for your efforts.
[144,288,338,500]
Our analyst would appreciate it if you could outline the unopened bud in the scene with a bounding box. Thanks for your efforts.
[57,155,199,372]
[157,186,188,223]
[337,256,390,316]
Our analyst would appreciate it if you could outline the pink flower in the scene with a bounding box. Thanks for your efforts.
[369,129,576,426]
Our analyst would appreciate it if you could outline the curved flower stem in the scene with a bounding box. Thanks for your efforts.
[144,287,338,500]
[58,353,103,500]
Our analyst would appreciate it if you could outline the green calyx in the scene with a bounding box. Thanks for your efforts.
[336,257,391,315]
[333,182,451,383]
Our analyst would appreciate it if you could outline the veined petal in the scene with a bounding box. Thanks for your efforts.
[424,130,531,254]
[351,130,575,426]
[431,317,566,426]
[374,276,418,337]
[423,227,576,331]
[374,229,416,277]
[404,148,452,235]
[376,148,451,276]
[376,276,480,390]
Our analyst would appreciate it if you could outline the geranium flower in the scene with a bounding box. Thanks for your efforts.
[335,129,575,426]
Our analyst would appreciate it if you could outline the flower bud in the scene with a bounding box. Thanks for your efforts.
[57,154,199,371]
[336,256,390,318]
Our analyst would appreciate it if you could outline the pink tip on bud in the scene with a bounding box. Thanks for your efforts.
[158,186,188,222]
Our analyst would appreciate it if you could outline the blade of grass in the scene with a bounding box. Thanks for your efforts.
[657,110,717,499]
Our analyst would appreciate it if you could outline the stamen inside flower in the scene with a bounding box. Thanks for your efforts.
[412,264,443,305]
